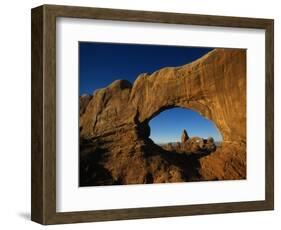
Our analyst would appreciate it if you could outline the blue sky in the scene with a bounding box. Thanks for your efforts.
[79,42,222,142]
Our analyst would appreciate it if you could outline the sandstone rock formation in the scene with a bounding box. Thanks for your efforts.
[181,129,189,143]
[199,141,246,180]
[162,136,216,154]
[79,94,92,116]
[207,137,214,143]
[79,48,246,186]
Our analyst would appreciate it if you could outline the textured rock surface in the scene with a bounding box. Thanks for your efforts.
[79,94,92,116]
[200,142,246,180]
[79,48,246,186]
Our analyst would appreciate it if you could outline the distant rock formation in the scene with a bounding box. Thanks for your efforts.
[185,137,217,153]
[181,129,189,143]
[162,136,216,154]
[207,137,214,143]
[79,48,246,186]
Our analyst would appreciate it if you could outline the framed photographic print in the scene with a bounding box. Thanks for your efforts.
[31,4,274,225]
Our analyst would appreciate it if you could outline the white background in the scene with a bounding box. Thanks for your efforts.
[0,0,279,229]
[57,18,265,212]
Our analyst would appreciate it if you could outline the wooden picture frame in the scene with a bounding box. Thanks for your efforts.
[31,4,274,225]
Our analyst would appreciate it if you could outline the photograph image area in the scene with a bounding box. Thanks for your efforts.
[78,42,246,187]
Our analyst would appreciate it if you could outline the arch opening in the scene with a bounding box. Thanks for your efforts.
[148,107,222,154]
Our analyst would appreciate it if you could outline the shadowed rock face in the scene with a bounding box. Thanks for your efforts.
[79,48,246,186]
[181,129,189,143]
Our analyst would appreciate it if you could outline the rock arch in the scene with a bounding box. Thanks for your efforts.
[80,48,246,185]
[129,48,246,142]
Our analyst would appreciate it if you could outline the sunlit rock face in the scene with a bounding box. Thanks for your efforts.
[79,49,246,186]
[79,94,92,116]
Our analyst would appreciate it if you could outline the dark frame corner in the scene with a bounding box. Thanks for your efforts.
[31,4,274,225]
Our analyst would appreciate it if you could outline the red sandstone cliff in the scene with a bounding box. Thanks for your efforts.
[79,48,246,186]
